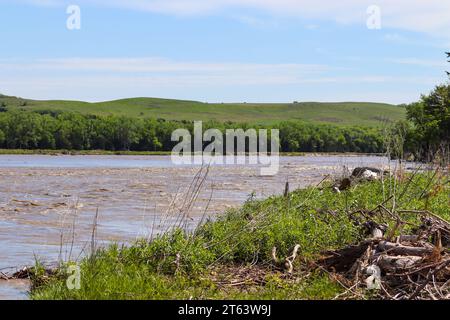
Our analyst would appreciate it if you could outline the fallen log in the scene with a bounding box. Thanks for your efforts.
[378,241,434,256]
[318,240,379,273]
[397,235,420,243]
[376,255,423,272]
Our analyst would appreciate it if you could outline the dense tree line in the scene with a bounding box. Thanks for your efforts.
[394,85,450,162]
[0,111,385,153]
[396,53,450,161]
[277,122,383,153]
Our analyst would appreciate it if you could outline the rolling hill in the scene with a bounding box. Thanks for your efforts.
[0,94,406,127]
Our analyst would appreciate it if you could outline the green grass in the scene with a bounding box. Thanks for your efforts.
[30,171,449,300]
[0,94,406,127]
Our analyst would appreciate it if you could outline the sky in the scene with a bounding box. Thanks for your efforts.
[0,0,449,104]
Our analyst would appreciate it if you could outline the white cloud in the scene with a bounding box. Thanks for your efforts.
[0,57,441,103]
[0,57,329,76]
[0,57,332,98]
[383,33,449,49]
[2,57,440,85]
[9,0,450,37]
[232,15,278,28]
[388,58,448,68]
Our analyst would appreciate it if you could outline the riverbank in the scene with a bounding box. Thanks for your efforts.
[0,149,386,157]
[0,149,173,156]
[29,169,449,300]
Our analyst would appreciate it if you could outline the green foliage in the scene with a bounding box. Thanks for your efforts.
[198,189,360,263]
[278,121,383,153]
[121,230,215,275]
[0,110,387,153]
[399,53,450,160]
[404,84,450,160]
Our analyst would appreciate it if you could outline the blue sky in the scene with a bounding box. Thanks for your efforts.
[0,0,449,104]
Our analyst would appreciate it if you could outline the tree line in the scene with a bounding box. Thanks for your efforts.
[0,110,385,153]
[394,52,450,161]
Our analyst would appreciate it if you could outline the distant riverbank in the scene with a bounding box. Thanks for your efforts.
[0,149,172,156]
[0,149,384,157]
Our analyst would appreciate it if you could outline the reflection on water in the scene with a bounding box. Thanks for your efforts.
[0,154,394,299]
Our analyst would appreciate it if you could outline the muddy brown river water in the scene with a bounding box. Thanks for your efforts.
[0,154,396,299]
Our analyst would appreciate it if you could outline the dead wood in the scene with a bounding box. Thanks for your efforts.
[315,205,450,300]
[377,241,435,256]
[272,244,301,273]
[0,266,57,281]
[318,240,379,273]
[376,255,424,272]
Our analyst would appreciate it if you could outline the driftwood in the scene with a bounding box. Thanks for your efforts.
[12,267,31,279]
[272,245,301,273]
[396,235,420,243]
[376,255,423,272]
[316,208,450,300]
[318,240,378,273]
[352,167,384,178]
[0,266,57,281]
[334,167,386,192]
[377,241,434,256]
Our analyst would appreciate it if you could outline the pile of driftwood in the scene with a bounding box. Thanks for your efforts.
[272,167,449,299]
[0,267,33,281]
[0,266,57,287]
[318,205,450,300]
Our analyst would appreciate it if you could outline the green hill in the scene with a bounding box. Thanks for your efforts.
[0,94,405,127]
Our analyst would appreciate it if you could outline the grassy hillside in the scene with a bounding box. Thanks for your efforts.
[0,94,405,127]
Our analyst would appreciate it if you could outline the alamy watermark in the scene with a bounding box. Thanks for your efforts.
[365,265,381,290]
[367,5,382,30]
[66,264,81,290]
[66,5,81,30]
[64,4,380,31]
[171,121,280,176]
